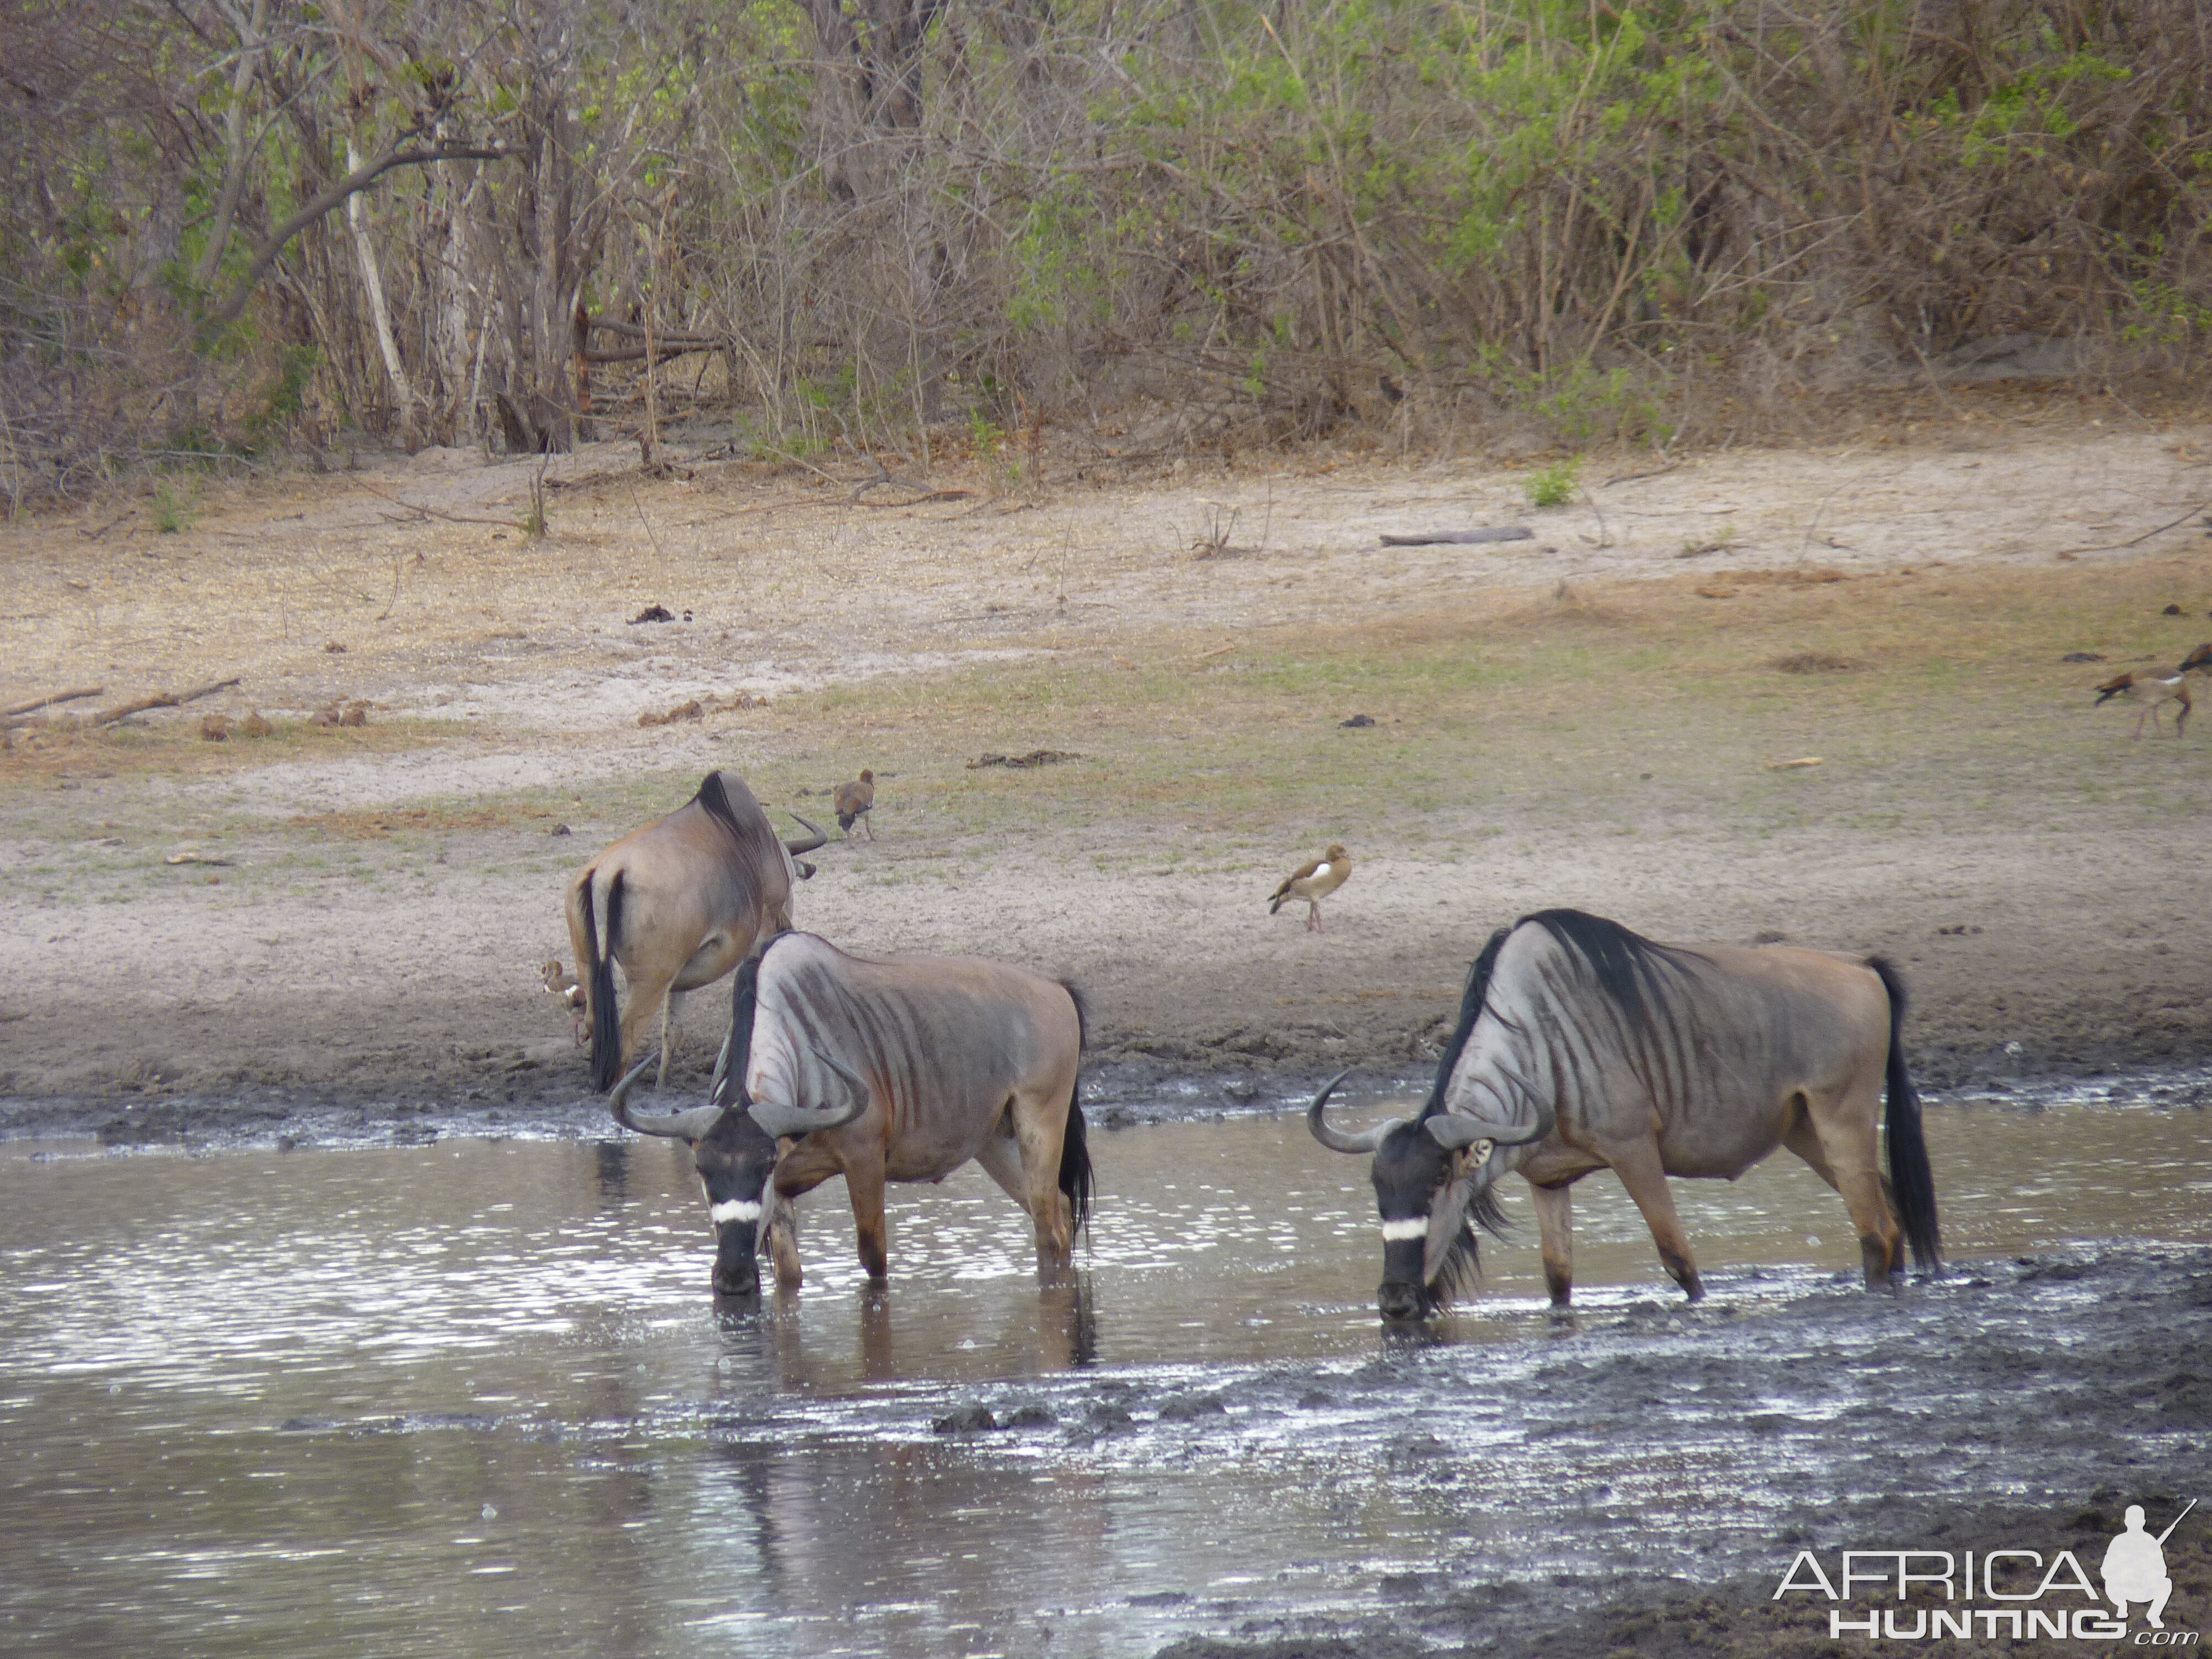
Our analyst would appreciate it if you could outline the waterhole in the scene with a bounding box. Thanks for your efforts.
[4,1093,2209,1656]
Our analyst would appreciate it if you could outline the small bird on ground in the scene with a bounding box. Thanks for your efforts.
[1270,844,1352,933]
[199,713,231,742]
[835,769,876,838]
[2095,668,2192,739]
[541,958,588,1045]
[239,709,272,739]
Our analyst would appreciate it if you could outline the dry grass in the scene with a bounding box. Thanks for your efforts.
[285,804,563,841]
[0,716,451,786]
[721,555,2212,859]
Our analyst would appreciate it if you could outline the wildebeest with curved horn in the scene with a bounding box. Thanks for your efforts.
[609,930,1094,1295]
[566,770,828,1092]
[1310,909,1939,1320]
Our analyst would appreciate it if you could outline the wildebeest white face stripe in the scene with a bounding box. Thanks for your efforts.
[709,1199,761,1225]
[1380,1217,1428,1241]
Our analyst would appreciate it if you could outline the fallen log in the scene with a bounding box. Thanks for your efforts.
[1378,526,1534,547]
[93,678,242,727]
[3,685,105,719]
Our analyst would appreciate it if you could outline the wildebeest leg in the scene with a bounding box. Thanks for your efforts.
[763,1187,804,1289]
[617,965,676,1082]
[843,1148,891,1280]
[1004,1088,1076,1273]
[656,989,688,1088]
[1791,1102,1903,1289]
[1528,1181,1575,1307]
[973,1120,1035,1213]
[769,1141,846,1290]
[1606,1139,1703,1301]
[975,1112,1074,1281]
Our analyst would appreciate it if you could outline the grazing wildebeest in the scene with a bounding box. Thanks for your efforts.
[609,930,1094,1294]
[1308,909,1940,1320]
[566,771,828,1091]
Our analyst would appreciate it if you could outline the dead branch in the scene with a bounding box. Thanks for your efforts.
[199,140,512,342]
[2048,503,2211,559]
[93,678,242,726]
[4,685,105,719]
[352,479,529,530]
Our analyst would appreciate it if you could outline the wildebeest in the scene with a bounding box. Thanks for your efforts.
[609,930,1094,1295]
[566,771,828,1091]
[1308,909,1940,1320]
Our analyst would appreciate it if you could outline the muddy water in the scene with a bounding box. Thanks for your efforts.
[3,1097,2209,1657]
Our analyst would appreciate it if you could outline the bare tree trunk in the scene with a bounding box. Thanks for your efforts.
[190,0,270,292]
[346,138,417,446]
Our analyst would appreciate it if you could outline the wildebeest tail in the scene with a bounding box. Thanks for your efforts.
[1867,956,1940,1272]
[585,869,625,1092]
[1058,980,1095,1235]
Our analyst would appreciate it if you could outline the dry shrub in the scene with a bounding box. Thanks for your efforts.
[4,0,2210,497]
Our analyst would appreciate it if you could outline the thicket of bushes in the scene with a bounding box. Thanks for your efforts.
[3,0,2208,500]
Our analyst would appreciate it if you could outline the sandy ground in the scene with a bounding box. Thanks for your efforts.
[4,392,2212,1133]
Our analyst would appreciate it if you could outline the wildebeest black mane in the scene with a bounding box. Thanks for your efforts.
[1421,925,1512,1121]
[695,770,746,841]
[1520,907,1703,1034]
[712,929,794,1112]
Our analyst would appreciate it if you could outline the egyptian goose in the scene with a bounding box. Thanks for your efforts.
[835,770,876,838]
[541,958,589,1045]
[2095,669,2191,739]
[1270,844,1352,933]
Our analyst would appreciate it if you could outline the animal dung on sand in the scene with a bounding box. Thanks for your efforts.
[968,750,1081,770]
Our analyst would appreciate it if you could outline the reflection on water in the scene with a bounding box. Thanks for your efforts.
[2,1098,2208,1656]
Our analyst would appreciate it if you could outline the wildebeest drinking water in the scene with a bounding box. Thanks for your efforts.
[1308,909,1940,1320]
[609,930,1094,1295]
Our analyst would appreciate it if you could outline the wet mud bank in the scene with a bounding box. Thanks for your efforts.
[1132,1249,2212,1659]
[4,1049,2208,1152]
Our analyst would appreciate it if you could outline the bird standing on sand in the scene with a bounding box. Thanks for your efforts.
[2095,669,2192,739]
[1270,844,1352,933]
[836,769,877,838]
[541,958,588,1045]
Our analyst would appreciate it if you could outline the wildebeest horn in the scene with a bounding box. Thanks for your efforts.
[782,813,829,858]
[1306,1069,1405,1155]
[609,1054,722,1141]
[746,1047,872,1140]
[708,1030,733,1102]
[1426,1065,1556,1150]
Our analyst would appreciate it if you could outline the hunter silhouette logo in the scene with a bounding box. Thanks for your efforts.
[1775,1498,2199,1643]
[2105,1501,2194,1630]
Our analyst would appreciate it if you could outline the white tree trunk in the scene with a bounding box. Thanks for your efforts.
[346,139,416,446]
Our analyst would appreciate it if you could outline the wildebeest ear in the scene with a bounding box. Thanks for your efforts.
[1425,1115,1494,1153]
